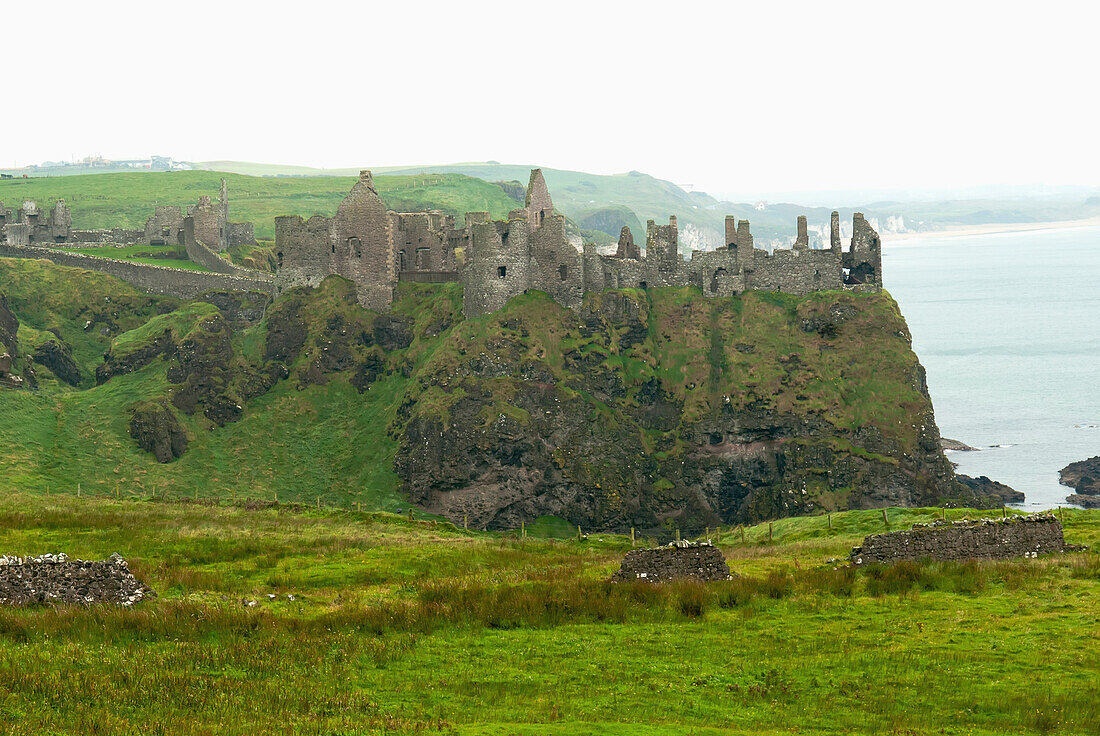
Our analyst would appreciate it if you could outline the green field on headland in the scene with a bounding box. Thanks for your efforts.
[0,495,1096,735]
[0,171,520,240]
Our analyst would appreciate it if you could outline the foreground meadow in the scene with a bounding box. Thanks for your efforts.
[0,495,1097,735]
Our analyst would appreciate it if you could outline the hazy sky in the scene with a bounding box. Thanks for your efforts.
[8,1,1098,198]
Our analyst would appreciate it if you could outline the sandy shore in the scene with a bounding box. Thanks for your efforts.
[883,216,1100,242]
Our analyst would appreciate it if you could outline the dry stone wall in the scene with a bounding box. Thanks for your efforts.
[0,553,153,606]
[610,542,732,583]
[850,515,1067,565]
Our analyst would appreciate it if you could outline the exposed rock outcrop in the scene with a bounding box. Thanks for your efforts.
[1059,456,1100,504]
[0,553,153,606]
[0,293,17,357]
[395,288,972,532]
[129,399,188,462]
[610,542,732,583]
[32,338,81,386]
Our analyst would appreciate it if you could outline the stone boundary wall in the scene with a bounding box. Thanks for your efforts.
[183,221,260,277]
[69,229,144,244]
[0,245,274,300]
[850,515,1066,565]
[610,542,732,583]
[0,553,153,606]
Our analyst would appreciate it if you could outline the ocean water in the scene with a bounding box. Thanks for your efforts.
[884,226,1100,509]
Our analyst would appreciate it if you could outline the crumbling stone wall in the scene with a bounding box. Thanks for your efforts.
[0,553,153,606]
[610,542,732,583]
[181,218,259,277]
[145,205,185,245]
[268,167,885,319]
[850,515,1067,565]
[0,244,274,299]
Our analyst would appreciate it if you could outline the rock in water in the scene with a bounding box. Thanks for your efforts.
[1059,456,1100,503]
[610,542,732,583]
[129,399,188,462]
[955,474,1024,504]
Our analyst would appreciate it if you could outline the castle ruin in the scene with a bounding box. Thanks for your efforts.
[274,168,883,316]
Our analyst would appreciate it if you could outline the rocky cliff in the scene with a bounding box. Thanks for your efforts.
[392,286,991,531]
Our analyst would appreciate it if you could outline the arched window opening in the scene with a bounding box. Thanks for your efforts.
[559,264,568,282]
[498,266,507,279]
[348,237,362,257]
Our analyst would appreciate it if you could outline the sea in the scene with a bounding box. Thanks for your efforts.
[884,225,1100,510]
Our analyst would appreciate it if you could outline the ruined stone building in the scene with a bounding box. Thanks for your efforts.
[142,179,255,252]
[274,168,883,317]
[0,199,71,245]
[274,171,466,311]
[0,179,254,255]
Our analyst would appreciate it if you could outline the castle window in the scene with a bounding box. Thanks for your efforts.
[559,264,568,282]
[639,281,647,289]
[331,243,335,254]
[399,250,407,271]
[498,266,507,279]
[277,251,283,268]
[348,237,361,257]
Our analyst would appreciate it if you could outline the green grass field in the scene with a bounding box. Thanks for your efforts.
[0,171,519,240]
[0,496,1096,735]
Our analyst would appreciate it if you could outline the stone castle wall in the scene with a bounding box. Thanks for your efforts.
[850,515,1067,565]
[0,244,274,299]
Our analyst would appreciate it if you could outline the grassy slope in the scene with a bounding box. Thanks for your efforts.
[0,171,519,240]
[0,256,935,519]
[0,495,1096,735]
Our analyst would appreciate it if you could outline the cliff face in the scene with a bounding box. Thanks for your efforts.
[393,287,971,531]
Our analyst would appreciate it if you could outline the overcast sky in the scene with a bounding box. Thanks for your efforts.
[7,1,1097,199]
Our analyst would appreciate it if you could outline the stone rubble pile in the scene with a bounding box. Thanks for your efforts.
[610,541,733,583]
[0,552,154,606]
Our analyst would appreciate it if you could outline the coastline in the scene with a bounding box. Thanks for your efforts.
[883,216,1100,242]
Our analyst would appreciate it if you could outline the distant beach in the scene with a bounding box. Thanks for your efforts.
[884,216,1100,242]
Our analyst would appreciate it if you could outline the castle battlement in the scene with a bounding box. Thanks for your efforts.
[272,168,883,316]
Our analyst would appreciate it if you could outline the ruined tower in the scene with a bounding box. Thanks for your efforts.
[524,169,554,231]
[615,225,640,259]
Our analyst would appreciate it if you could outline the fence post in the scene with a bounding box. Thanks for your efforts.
[464,514,468,530]
[740,525,745,543]
[274,491,278,504]
[630,527,635,547]
[577,525,582,540]
[356,501,361,513]
[521,520,526,539]
[77,483,81,498]
[882,508,888,528]
[1002,505,1007,519]
[828,513,832,530]
[676,528,681,542]
[716,526,721,543]
[1059,506,1064,524]
[408,507,414,522]
[317,495,321,509]
[768,523,773,542]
